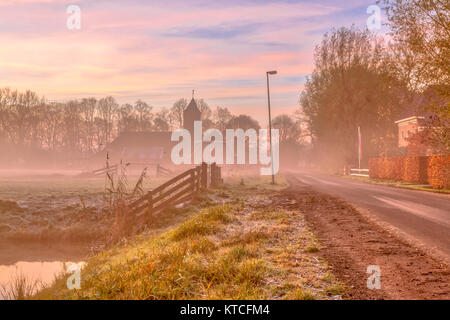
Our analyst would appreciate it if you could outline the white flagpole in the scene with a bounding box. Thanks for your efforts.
[358,126,361,170]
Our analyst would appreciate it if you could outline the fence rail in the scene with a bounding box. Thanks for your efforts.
[350,168,369,177]
[156,164,171,177]
[129,162,221,219]
[93,164,118,176]
[92,162,171,177]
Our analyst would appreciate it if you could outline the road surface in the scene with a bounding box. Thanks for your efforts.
[288,172,450,261]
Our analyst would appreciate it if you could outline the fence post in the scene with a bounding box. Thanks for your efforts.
[190,170,196,195]
[148,191,153,216]
[218,166,222,185]
[196,166,201,191]
[211,163,216,187]
[210,163,222,187]
[201,162,207,189]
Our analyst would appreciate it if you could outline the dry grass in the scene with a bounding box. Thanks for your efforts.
[0,165,168,243]
[0,271,44,300]
[34,178,345,300]
[225,174,288,191]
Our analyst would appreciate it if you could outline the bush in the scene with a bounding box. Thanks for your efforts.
[403,156,428,184]
[392,157,405,181]
[379,158,392,179]
[369,158,380,179]
[374,157,405,180]
[369,155,450,188]
[428,155,450,189]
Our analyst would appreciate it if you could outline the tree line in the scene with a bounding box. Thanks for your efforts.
[0,88,303,164]
[297,0,449,169]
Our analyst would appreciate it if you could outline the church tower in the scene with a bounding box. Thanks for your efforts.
[183,92,201,136]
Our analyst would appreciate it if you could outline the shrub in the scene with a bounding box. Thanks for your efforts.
[392,157,405,181]
[379,158,391,179]
[403,156,428,183]
[428,155,450,189]
[376,157,404,180]
[369,156,429,184]
[369,158,379,179]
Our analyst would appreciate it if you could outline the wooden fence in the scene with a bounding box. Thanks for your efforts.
[350,168,369,177]
[129,162,221,218]
[92,162,171,177]
[93,164,118,176]
[210,163,223,187]
[156,164,171,177]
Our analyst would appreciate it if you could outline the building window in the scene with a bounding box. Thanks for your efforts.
[401,131,404,138]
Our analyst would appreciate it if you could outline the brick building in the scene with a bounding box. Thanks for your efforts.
[395,116,426,148]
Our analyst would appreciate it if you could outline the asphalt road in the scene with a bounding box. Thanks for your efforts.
[288,171,450,261]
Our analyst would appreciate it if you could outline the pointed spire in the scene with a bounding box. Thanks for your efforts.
[185,94,201,115]
[192,89,195,99]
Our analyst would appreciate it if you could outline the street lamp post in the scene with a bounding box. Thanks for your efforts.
[266,70,277,184]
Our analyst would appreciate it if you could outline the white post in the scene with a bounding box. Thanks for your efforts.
[358,126,361,170]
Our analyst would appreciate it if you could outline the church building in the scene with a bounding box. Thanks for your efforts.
[90,96,201,169]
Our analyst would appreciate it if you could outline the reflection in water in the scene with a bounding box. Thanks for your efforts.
[0,261,83,299]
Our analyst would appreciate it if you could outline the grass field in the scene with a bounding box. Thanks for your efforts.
[0,175,166,207]
[34,176,345,300]
[0,174,167,242]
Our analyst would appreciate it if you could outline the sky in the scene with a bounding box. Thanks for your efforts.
[0,0,386,126]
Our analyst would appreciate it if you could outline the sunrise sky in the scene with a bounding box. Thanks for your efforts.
[0,0,386,125]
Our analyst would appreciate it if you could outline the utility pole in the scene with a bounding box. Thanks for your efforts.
[266,70,277,184]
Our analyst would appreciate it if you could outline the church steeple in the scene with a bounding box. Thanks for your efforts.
[183,93,201,134]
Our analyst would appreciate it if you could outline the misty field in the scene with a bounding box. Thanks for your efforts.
[0,174,167,243]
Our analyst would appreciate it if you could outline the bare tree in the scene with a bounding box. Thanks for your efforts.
[272,114,303,144]
[116,103,138,133]
[40,102,63,152]
[134,100,153,131]
[170,98,187,129]
[98,96,118,145]
[154,108,171,131]
[226,115,260,130]
[196,99,212,121]
[213,106,233,132]
[80,98,97,153]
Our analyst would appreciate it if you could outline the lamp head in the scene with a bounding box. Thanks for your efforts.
[267,70,277,75]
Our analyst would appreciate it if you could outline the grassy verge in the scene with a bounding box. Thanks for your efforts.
[35,178,344,300]
[341,175,450,194]
[224,174,289,191]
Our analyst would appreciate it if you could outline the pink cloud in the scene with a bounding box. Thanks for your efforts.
[0,0,378,125]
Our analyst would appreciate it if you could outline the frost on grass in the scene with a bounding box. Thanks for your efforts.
[36,181,345,300]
